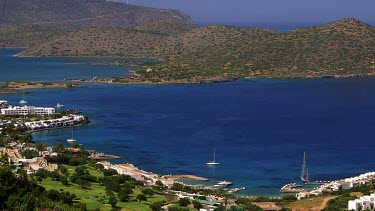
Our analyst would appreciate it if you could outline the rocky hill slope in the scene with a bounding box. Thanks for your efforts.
[0,0,192,48]
[18,18,375,82]
[1,0,192,30]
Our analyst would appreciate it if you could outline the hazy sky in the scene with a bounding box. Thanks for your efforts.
[127,0,375,24]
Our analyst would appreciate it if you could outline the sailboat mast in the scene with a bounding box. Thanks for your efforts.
[214,148,216,162]
[301,151,307,181]
[306,168,309,182]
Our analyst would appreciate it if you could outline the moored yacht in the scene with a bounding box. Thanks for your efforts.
[207,148,220,165]
[67,128,77,142]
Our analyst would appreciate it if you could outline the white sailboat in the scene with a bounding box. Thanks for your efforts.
[207,148,220,165]
[67,128,77,142]
[19,93,27,104]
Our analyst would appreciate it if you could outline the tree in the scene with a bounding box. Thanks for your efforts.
[197,196,206,200]
[167,207,179,211]
[117,190,129,202]
[35,142,47,152]
[214,206,226,211]
[105,189,114,197]
[182,186,193,193]
[123,183,134,193]
[136,194,147,203]
[150,201,163,211]
[59,165,68,174]
[69,158,82,166]
[93,163,104,171]
[192,200,203,209]
[71,141,79,149]
[108,196,118,208]
[178,198,190,207]
[103,169,118,177]
[75,166,86,175]
[105,180,121,193]
[171,183,183,191]
[76,179,91,189]
[155,180,167,191]
[165,192,176,201]
[54,142,65,153]
[35,168,50,179]
[142,188,154,197]
[59,176,69,186]
[0,153,9,166]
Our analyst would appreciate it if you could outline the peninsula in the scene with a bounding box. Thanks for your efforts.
[14,18,375,83]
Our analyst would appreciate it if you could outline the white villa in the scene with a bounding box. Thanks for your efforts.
[1,105,55,116]
[348,194,375,211]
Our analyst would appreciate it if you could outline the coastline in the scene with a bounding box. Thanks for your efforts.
[165,174,210,181]
[3,73,375,91]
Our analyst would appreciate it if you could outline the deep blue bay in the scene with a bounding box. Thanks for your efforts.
[1,49,375,196]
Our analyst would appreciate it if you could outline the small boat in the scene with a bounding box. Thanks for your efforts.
[20,94,27,104]
[67,128,77,142]
[207,148,220,165]
[56,103,64,108]
[218,180,232,186]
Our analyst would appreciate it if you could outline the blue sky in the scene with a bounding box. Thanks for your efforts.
[126,0,375,24]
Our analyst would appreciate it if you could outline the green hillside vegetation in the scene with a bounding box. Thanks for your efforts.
[18,18,375,82]
[39,164,168,211]
[0,25,64,48]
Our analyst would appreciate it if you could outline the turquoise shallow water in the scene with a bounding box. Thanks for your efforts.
[2,49,375,196]
[0,49,138,81]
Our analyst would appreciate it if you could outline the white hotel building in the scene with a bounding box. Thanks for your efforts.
[1,106,55,116]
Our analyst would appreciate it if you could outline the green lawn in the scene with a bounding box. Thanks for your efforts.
[62,164,104,178]
[40,165,168,211]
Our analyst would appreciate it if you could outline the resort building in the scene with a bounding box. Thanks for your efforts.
[24,115,85,130]
[296,172,375,200]
[1,106,55,116]
[348,194,375,211]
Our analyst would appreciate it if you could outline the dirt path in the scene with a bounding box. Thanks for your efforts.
[317,196,338,210]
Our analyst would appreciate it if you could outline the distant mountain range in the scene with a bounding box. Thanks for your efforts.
[15,18,375,82]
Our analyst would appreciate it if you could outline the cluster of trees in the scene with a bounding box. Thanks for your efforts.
[234,198,265,211]
[70,166,97,189]
[47,143,91,166]
[0,166,79,210]
[0,125,32,145]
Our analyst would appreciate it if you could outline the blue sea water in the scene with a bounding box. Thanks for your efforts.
[0,49,137,81]
[2,49,375,196]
